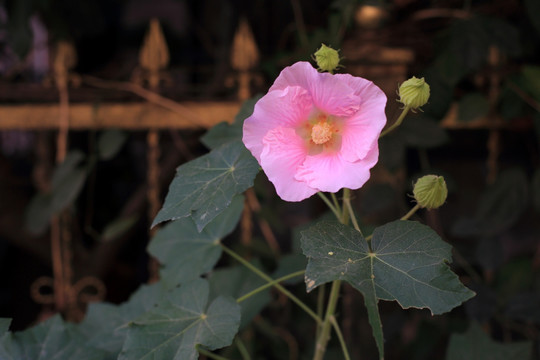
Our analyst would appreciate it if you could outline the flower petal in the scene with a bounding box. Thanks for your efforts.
[295,145,379,193]
[243,86,313,162]
[270,62,361,117]
[260,127,317,201]
[336,75,387,162]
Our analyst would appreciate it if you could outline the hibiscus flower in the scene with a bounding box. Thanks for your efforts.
[242,61,387,201]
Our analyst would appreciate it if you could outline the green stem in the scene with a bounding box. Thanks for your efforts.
[401,203,421,220]
[317,192,341,219]
[330,315,351,360]
[221,244,322,325]
[313,280,342,360]
[235,337,251,360]
[380,106,411,137]
[343,190,362,237]
[236,270,305,303]
[341,189,351,225]
[197,346,230,360]
[312,187,357,359]
[331,193,341,212]
[316,284,326,339]
[365,203,422,242]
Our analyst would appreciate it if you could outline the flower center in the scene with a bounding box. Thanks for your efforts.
[311,121,333,145]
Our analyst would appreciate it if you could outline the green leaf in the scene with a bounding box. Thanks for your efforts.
[24,151,88,234]
[51,151,85,187]
[432,16,519,86]
[446,322,532,360]
[1,315,108,360]
[148,195,244,288]
[458,93,490,123]
[119,279,240,360]
[50,168,87,213]
[518,66,540,102]
[0,319,10,335]
[302,220,474,313]
[301,220,474,359]
[208,263,272,328]
[452,168,529,237]
[98,129,128,160]
[101,215,139,242]
[201,95,261,150]
[152,140,259,231]
[24,193,53,234]
[79,282,166,355]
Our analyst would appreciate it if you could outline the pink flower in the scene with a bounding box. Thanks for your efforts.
[242,62,387,201]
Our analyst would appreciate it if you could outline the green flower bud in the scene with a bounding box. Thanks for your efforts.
[413,175,447,209]
[314,44,340,73]
[398,76,430,109]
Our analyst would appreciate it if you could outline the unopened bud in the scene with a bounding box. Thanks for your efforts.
[413,175,447,209]
[314,44,340,73]
[398,76,430,109]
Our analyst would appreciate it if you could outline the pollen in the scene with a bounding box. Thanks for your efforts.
[311,121,333,145]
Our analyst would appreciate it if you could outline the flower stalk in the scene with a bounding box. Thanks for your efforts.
[313,188,358,360]
[379,105,410,137]
[221,244,322,325]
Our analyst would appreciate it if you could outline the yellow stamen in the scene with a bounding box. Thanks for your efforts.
[311,122,333,145]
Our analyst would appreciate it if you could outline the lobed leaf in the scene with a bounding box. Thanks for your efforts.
[78,282,167,356]
[0,315,108,360]
[301,220,475,358]
[148,195,244,288]
[208,263,272,329]
[119,279,240,360]
[152,140,259,231]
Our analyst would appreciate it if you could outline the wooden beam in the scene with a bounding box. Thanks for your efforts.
[440,103,532,130]
[0,101,241,130]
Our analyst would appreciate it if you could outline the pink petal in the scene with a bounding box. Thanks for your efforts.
[270,62,362,117]
[260,127,317,201]
[243,86,313,162]
[295,145,379,193]
[337,77,387,162]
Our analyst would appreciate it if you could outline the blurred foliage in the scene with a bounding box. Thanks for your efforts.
[0,0,539,359]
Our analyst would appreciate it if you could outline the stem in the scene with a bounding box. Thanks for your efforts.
[312,187,357,359]
[221,244,322,325]
[365,203,422,242]
[401,203,421,220]
[331,193,341,213]
[313,280,342,360]
[330,315,351,360]
[317,192,341,219]
[235,337,251,360]
[316,284,326,339]
[197,346,230,360]
[343,191,362,237]
[340,189,351,225]
[380,106,411,137]
[236,270,305,303]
